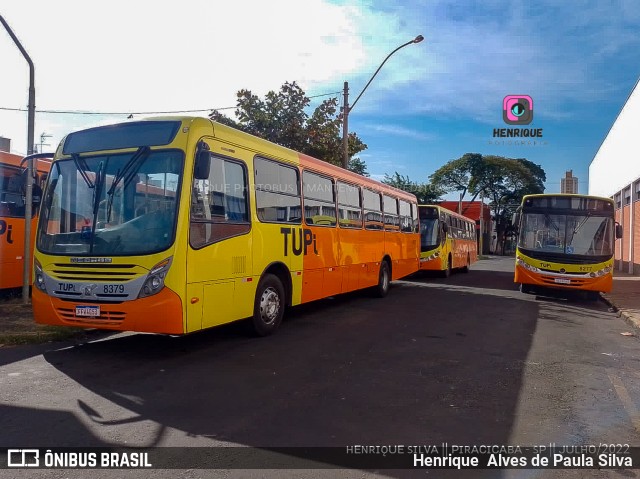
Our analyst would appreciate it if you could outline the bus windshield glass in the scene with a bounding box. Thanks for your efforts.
[518,212,614,256]
[419,206,440,251]
[37,150,183,256]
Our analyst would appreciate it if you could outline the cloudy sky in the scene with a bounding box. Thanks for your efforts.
[1,0,639,196]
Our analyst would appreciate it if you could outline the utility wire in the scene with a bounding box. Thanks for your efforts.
[0,90,343,116]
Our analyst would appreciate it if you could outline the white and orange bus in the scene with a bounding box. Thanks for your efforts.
[0,151,51,290]
[418,204,478,277]
[514,193,621,299]
[32,117,420,335]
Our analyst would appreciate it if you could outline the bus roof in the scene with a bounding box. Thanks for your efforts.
[521,193,614,203]
[0,151,52,173]
[419,204,477,223]
[57,116,418,204]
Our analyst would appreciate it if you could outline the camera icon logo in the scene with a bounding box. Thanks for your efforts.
[503,95,533,125]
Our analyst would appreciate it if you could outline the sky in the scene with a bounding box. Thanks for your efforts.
[1,0,639,199]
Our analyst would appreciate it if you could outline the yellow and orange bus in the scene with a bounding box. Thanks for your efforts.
[32,117,420,335]
[418,204,478,277]
[514,194,622,299]
[0,151,51,290]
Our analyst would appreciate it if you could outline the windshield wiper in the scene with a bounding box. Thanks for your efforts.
[568,213,591,246]
[89,160,105,253]
[106,146,150,222]
[71,153,94,189]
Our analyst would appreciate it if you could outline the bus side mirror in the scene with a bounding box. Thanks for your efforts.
[442,223,448,233]
[512,212,520,226]
[615,223,623,239]
[194,150,211,180]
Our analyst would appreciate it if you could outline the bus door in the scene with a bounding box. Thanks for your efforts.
[186,142,252,332]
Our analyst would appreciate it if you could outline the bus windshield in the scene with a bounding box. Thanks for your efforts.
[518,212,614,256]
[419,207,440,251]
[37,150,183,256]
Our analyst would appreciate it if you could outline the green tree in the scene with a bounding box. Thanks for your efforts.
[429,153,546,254]
[382,172,443,203]
[210,81,368,172]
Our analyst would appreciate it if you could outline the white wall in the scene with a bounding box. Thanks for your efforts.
[589,79,640,197]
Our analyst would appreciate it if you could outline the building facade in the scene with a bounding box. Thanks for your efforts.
[439,201,493,254]
[589,78,640,274]
[561,170,578,194]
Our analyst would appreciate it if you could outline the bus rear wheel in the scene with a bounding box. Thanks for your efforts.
[374,261,391,298]
[462,255,471,273]
[251,274,285,336]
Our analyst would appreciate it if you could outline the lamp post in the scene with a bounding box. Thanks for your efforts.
[341,34,424,169]
[1,15,36,303]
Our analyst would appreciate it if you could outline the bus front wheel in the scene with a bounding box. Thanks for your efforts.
[441,255,452,278]
[520,283,534,295]
[252,274,285,336]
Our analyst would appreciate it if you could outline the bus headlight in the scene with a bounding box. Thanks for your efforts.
[138,257,172,299]
[34,259,47,292]
[591,265,613,277]
[516,257,540,273]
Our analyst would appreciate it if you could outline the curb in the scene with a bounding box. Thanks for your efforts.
[601,294,640,331]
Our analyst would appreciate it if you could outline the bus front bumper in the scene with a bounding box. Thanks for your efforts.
[514,264,613,293]
[33,287,184,334]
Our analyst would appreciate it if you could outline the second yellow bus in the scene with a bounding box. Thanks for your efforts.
[418,204,478,277]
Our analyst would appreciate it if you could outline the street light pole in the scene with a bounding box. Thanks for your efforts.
[1,15,36,303]
[341,34,424,169]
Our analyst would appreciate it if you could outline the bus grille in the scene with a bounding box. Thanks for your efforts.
[50,263,142,282]
[56,306,126,325]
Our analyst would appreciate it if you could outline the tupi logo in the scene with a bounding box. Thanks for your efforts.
[280,227,318,256]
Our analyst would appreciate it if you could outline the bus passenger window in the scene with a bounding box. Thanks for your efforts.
[303,171,336,227]
[254,157,301,224]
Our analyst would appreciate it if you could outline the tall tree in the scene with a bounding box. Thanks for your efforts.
[210,81,368,172]
[429,153,546,254]
[382,172,443,204]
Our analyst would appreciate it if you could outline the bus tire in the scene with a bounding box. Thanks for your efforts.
[251,274,285,336]
[520,283,534,295]
[374,261,391,298]
[462,255,471,273]
[586,291,600,302]
[441,255,452,278]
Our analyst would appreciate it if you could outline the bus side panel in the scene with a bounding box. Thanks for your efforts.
[0,216,37,289]
[337,228,363,293]
[395,232,420,278]
[186,233,254,330]
[253,223,304,304]
[300,225,340,303]
[384,231,402,279]
[358,230,386,288]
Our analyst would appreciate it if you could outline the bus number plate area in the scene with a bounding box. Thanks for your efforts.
[554,278,572,285]
[75,305,100,317]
